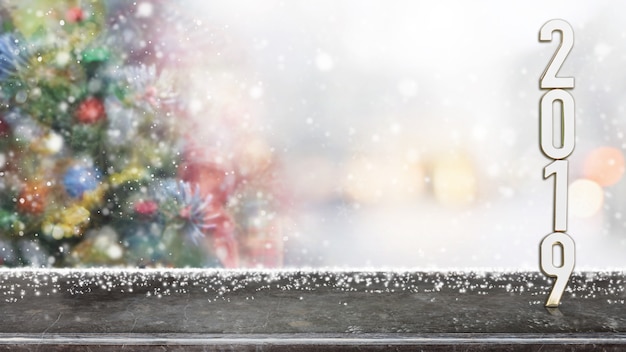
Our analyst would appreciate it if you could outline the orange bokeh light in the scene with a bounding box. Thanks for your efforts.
[583,147,625,187]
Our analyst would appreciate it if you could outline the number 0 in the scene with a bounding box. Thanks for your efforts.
[540,89,575,160]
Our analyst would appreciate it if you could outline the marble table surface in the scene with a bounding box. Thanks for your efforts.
[0,269,624,350]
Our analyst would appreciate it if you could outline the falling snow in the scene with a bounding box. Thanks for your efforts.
[0,269,624,303]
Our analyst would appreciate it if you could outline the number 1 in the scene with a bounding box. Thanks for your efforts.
[544,159,569,232]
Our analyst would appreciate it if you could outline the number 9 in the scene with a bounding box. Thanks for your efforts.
[540,232,575,307]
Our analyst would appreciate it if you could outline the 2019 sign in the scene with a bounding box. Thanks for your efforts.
[539,19,576,308]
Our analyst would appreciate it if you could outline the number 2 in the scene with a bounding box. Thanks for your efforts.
[540,19,574,89]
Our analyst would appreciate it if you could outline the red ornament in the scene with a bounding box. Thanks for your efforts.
[66,7,85,23]
[134,200,158,216]
[75,97,106,124]
[17,183,47,215]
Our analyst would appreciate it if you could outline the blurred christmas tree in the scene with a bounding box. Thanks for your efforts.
[0,0,286,268]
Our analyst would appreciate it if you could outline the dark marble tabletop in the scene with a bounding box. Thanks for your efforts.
[0,269,624,350]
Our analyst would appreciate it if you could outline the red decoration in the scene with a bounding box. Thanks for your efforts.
[17,183,47,215]
[66,7,85,23]
[75,97,106,124]
[179,145,237,204]
[134,200,158,216]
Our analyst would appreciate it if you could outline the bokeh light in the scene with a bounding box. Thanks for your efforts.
[432,153,477,207]
[569,178,604,218]
[343,155,425,204]
[583,147,625,187]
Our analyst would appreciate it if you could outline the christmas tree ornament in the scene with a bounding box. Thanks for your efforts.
[75,97,106,124]
[82,47,110,63]
[43,131,64,154]
[63,165,102,198]
[66,7,85,23]
[134,199,158,216]
[16,182,48,215]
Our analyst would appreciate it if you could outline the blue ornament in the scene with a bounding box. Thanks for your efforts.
[63,165,101,198]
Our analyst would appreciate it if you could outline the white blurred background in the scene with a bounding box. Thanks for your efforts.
[181,1,626,269]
